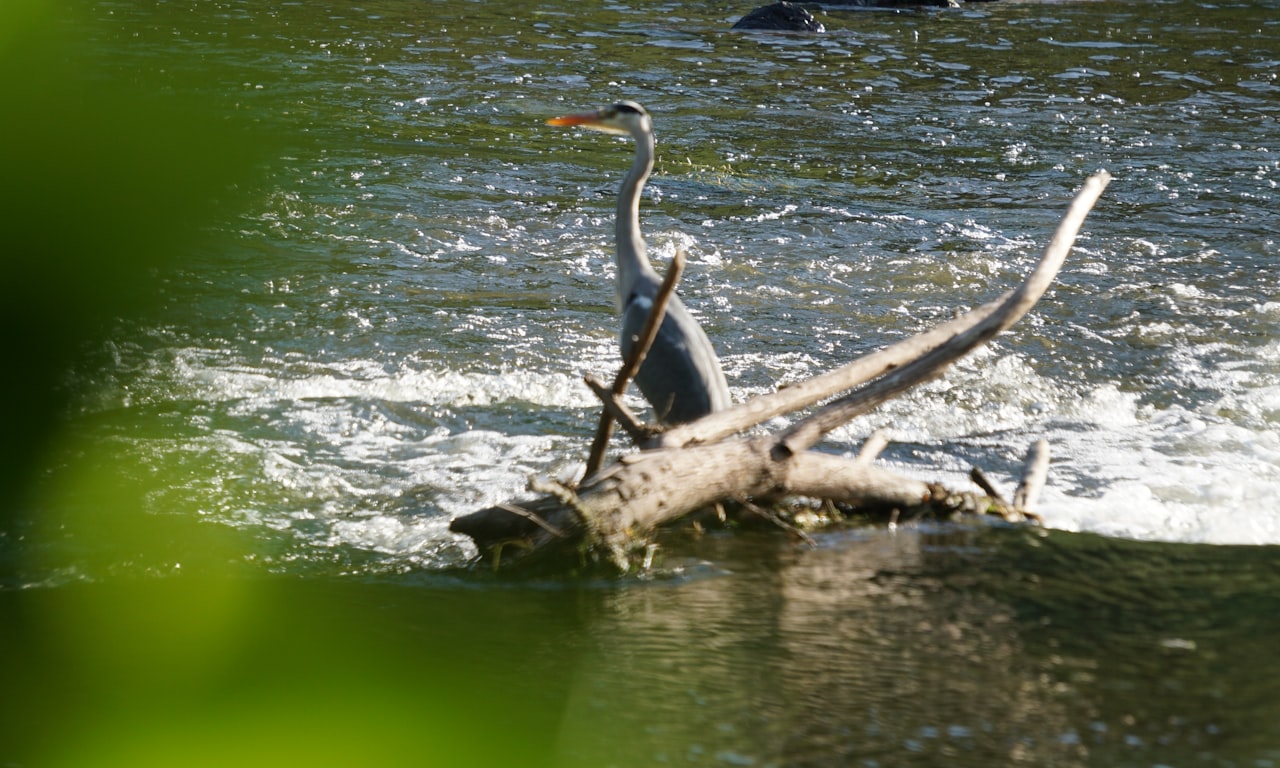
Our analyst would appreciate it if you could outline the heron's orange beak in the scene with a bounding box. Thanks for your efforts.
[546,111,603,128]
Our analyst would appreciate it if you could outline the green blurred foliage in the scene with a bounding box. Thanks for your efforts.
[0,0,266,500]
[0,5,579,765]
[1,578,580,766]
[0,6,582,764]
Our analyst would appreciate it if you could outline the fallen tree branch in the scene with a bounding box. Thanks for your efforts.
[655,171,1112,452]
[775,170,1112,456]
[450,171,1112,571]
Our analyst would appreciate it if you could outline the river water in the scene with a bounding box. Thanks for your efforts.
[3,0,1279,765]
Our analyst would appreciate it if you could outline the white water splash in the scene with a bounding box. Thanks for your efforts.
[828,346,1280,546]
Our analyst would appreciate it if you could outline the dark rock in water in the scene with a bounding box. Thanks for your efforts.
[732,2,826,32]
[822,0,962,7]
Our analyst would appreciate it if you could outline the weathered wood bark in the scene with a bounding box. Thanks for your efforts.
[451,171,1111,571]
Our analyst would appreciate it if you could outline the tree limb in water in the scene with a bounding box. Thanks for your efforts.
[655,171,1112,453]
[450,171,1111,572]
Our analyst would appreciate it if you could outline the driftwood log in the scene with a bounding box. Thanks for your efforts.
[451,171,1112,571]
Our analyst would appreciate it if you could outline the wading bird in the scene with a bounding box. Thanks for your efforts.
[548,101,731,425]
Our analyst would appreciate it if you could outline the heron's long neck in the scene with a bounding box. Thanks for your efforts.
[616,128,656,306]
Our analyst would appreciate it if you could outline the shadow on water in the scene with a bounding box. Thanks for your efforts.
[5,524,1278,766]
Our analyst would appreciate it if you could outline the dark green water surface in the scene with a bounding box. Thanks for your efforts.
[3,0,1279,764]
[4,527,1279,766]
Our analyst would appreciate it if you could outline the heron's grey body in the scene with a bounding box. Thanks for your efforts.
[551,101,731,424]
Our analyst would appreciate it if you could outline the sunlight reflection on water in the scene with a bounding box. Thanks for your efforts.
[29,0,1280,578]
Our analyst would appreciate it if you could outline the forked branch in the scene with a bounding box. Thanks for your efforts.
[451,171,1112,571]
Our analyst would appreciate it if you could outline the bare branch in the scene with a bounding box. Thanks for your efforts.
[784,451,932,508]
[652,301,997,450]
[969,467,1006,503]
[774,170,1112,455]
[584,249,686,477]
[855,429,890,466]
[658,171,1111,453]
[583,374,654,443]
[1013,438,1050,511]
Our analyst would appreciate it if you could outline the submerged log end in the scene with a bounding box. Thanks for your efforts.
[450,506,531,543]
[450,499,587,570]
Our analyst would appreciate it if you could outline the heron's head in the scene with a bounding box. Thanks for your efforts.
[547,100,651,137]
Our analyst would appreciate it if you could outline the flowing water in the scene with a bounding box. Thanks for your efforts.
[3,0,1279,765]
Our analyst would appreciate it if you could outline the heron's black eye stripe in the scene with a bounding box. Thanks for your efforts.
[614,102,645,115]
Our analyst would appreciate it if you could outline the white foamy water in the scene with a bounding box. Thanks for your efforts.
[128,326,1280,573]
[57,345,615,572]
[1042,405,1280,545]
[826,341,1280,546]
[166,348,600,411]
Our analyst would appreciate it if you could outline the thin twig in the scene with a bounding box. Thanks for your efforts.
[494,503,567,539]
[582,373,654,443]
[969,467,1006,503]
[584,248,687,478]
[738,496,816,547]
[855,429,890,466]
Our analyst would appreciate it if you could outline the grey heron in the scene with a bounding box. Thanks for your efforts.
[548,101,732,425]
